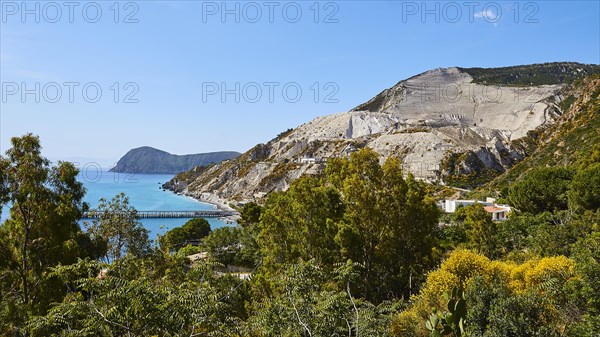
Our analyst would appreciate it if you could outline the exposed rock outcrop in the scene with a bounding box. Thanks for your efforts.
[165,63,599,202]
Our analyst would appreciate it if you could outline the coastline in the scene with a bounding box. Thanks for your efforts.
[181,191,240,222]
[78,171,239,226]
[157,172,240,223]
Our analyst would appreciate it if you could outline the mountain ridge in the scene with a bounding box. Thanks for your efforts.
[109,147,241,174]
[164,62,599,203]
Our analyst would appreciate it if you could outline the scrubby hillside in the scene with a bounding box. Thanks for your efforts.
[458,62,600,86]
[475,74,600,197]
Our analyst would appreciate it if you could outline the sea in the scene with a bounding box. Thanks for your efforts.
[0,168,233,238]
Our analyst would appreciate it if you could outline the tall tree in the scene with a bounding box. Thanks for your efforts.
[0,134,96,335]
[462,204,497,258]
[328,148,440,301]
[85,192,150,261]
[205,226,242,267]
[237,202,263,267]
[258,176,344,268]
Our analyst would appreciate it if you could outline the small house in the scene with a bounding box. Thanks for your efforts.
[484,205,511,221]
[443,198,512,221]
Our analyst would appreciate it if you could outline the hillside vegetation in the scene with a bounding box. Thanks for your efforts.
[5,67,597,336]
[475,74,600,198]
[2,132,600,336]
[459,62,600,86]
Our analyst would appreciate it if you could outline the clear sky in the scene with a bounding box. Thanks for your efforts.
[1,0,599,166]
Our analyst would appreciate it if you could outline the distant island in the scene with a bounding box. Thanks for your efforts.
[109,146,240,174]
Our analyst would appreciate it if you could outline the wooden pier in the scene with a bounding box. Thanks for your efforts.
[82,210,235,219]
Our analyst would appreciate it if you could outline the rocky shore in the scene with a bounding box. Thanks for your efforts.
[162,180,239,222]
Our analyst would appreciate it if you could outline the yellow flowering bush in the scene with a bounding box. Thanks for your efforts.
[390,308,428,337]
[419,269,460,308]
[509,258,538,292]
[439,249,493,282]
[390,250,578,337]
[489,259,516,282]
[526,256,574,289]
[508,256,575,293]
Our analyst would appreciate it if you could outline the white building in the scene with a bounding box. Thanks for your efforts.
[484,205,511,221]
[444,199,493,213]
[444,199,512,221]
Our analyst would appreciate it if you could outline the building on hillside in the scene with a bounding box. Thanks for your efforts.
[444,199,493,213]
[484,205,511,221]
[443,198,512,221]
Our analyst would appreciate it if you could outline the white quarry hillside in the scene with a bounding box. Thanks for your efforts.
[168,67,566,203]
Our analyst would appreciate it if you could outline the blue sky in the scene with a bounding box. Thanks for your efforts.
[1,0,599,166]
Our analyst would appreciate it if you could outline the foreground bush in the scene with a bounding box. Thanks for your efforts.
[391,250,577,336]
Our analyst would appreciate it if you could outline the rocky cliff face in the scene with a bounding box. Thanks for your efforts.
[166,63,599,202]
[477,74,600,195]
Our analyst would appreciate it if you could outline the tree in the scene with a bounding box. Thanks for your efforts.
[465,276,564,337]
[392,250,576,337]
[508,166,574,214]
[328,148,440,301]
[205,226,242,267]
[492,213,532,257]
[484,291,563,337]
[524,211,594,257]
[238,202,262,227]
[248,260,397,337]
[238,224,262,268]
[0,134,98,335]
[566,220,600,336]
[258,176,344,268]
[159,218,211,251]
[462,204,497,258]
[85,192,150,261]
[29,256,249,336]
[569,163,600,212]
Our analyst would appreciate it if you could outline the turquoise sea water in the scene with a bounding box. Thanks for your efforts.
[0,169,233,238]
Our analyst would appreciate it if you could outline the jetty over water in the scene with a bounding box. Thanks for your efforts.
[82,210,236,219]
